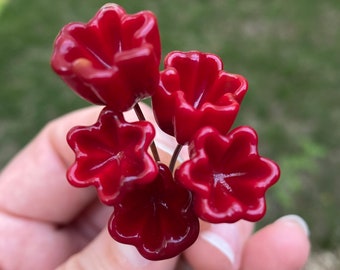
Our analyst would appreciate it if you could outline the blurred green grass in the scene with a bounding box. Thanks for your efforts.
[0,0,339,251]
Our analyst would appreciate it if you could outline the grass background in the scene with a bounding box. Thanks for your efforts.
[0,0,339,260]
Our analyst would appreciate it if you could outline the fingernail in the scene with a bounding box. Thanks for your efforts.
[276,214,310,237]
[116,243,151,267]
[200,223,238,265]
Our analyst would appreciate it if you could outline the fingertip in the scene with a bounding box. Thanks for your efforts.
[275,214,310,237]
[240,215,310,270]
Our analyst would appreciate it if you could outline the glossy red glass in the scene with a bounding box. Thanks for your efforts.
[51,3,281,261]
[108,163,199,260]
[176,126,280,223]
[51,3,161,112]
[152,51,248,145]
[67,107,158,205]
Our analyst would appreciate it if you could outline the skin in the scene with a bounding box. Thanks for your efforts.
[0,104,310,270]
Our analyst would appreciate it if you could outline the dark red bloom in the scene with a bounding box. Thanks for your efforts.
[50,3,282,261]
[51,4,161,112]
[176,126,280,223]
[108,163,199,260]
[152,51,248,145]
[67,107,158,205]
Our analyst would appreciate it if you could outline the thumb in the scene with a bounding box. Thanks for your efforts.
[56,229,179,270]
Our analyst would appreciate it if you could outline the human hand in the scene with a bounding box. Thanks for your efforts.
[0,104,310,270]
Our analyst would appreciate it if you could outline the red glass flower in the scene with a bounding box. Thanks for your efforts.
[108,163,199,260]
[50,3,282,261]
[67,107,158,205]
[152,51,248,145]
[51,4,161,112]
[176,126,280,223]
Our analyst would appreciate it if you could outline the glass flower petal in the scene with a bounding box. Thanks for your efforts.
[67,107,158,205]
[152,51,248,144]
[51,4,161,111]
[176,126,280,223]
[109,163,199,260]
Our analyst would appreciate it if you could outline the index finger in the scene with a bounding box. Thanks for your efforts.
[0,106,103,224]
[0,103,184,225]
